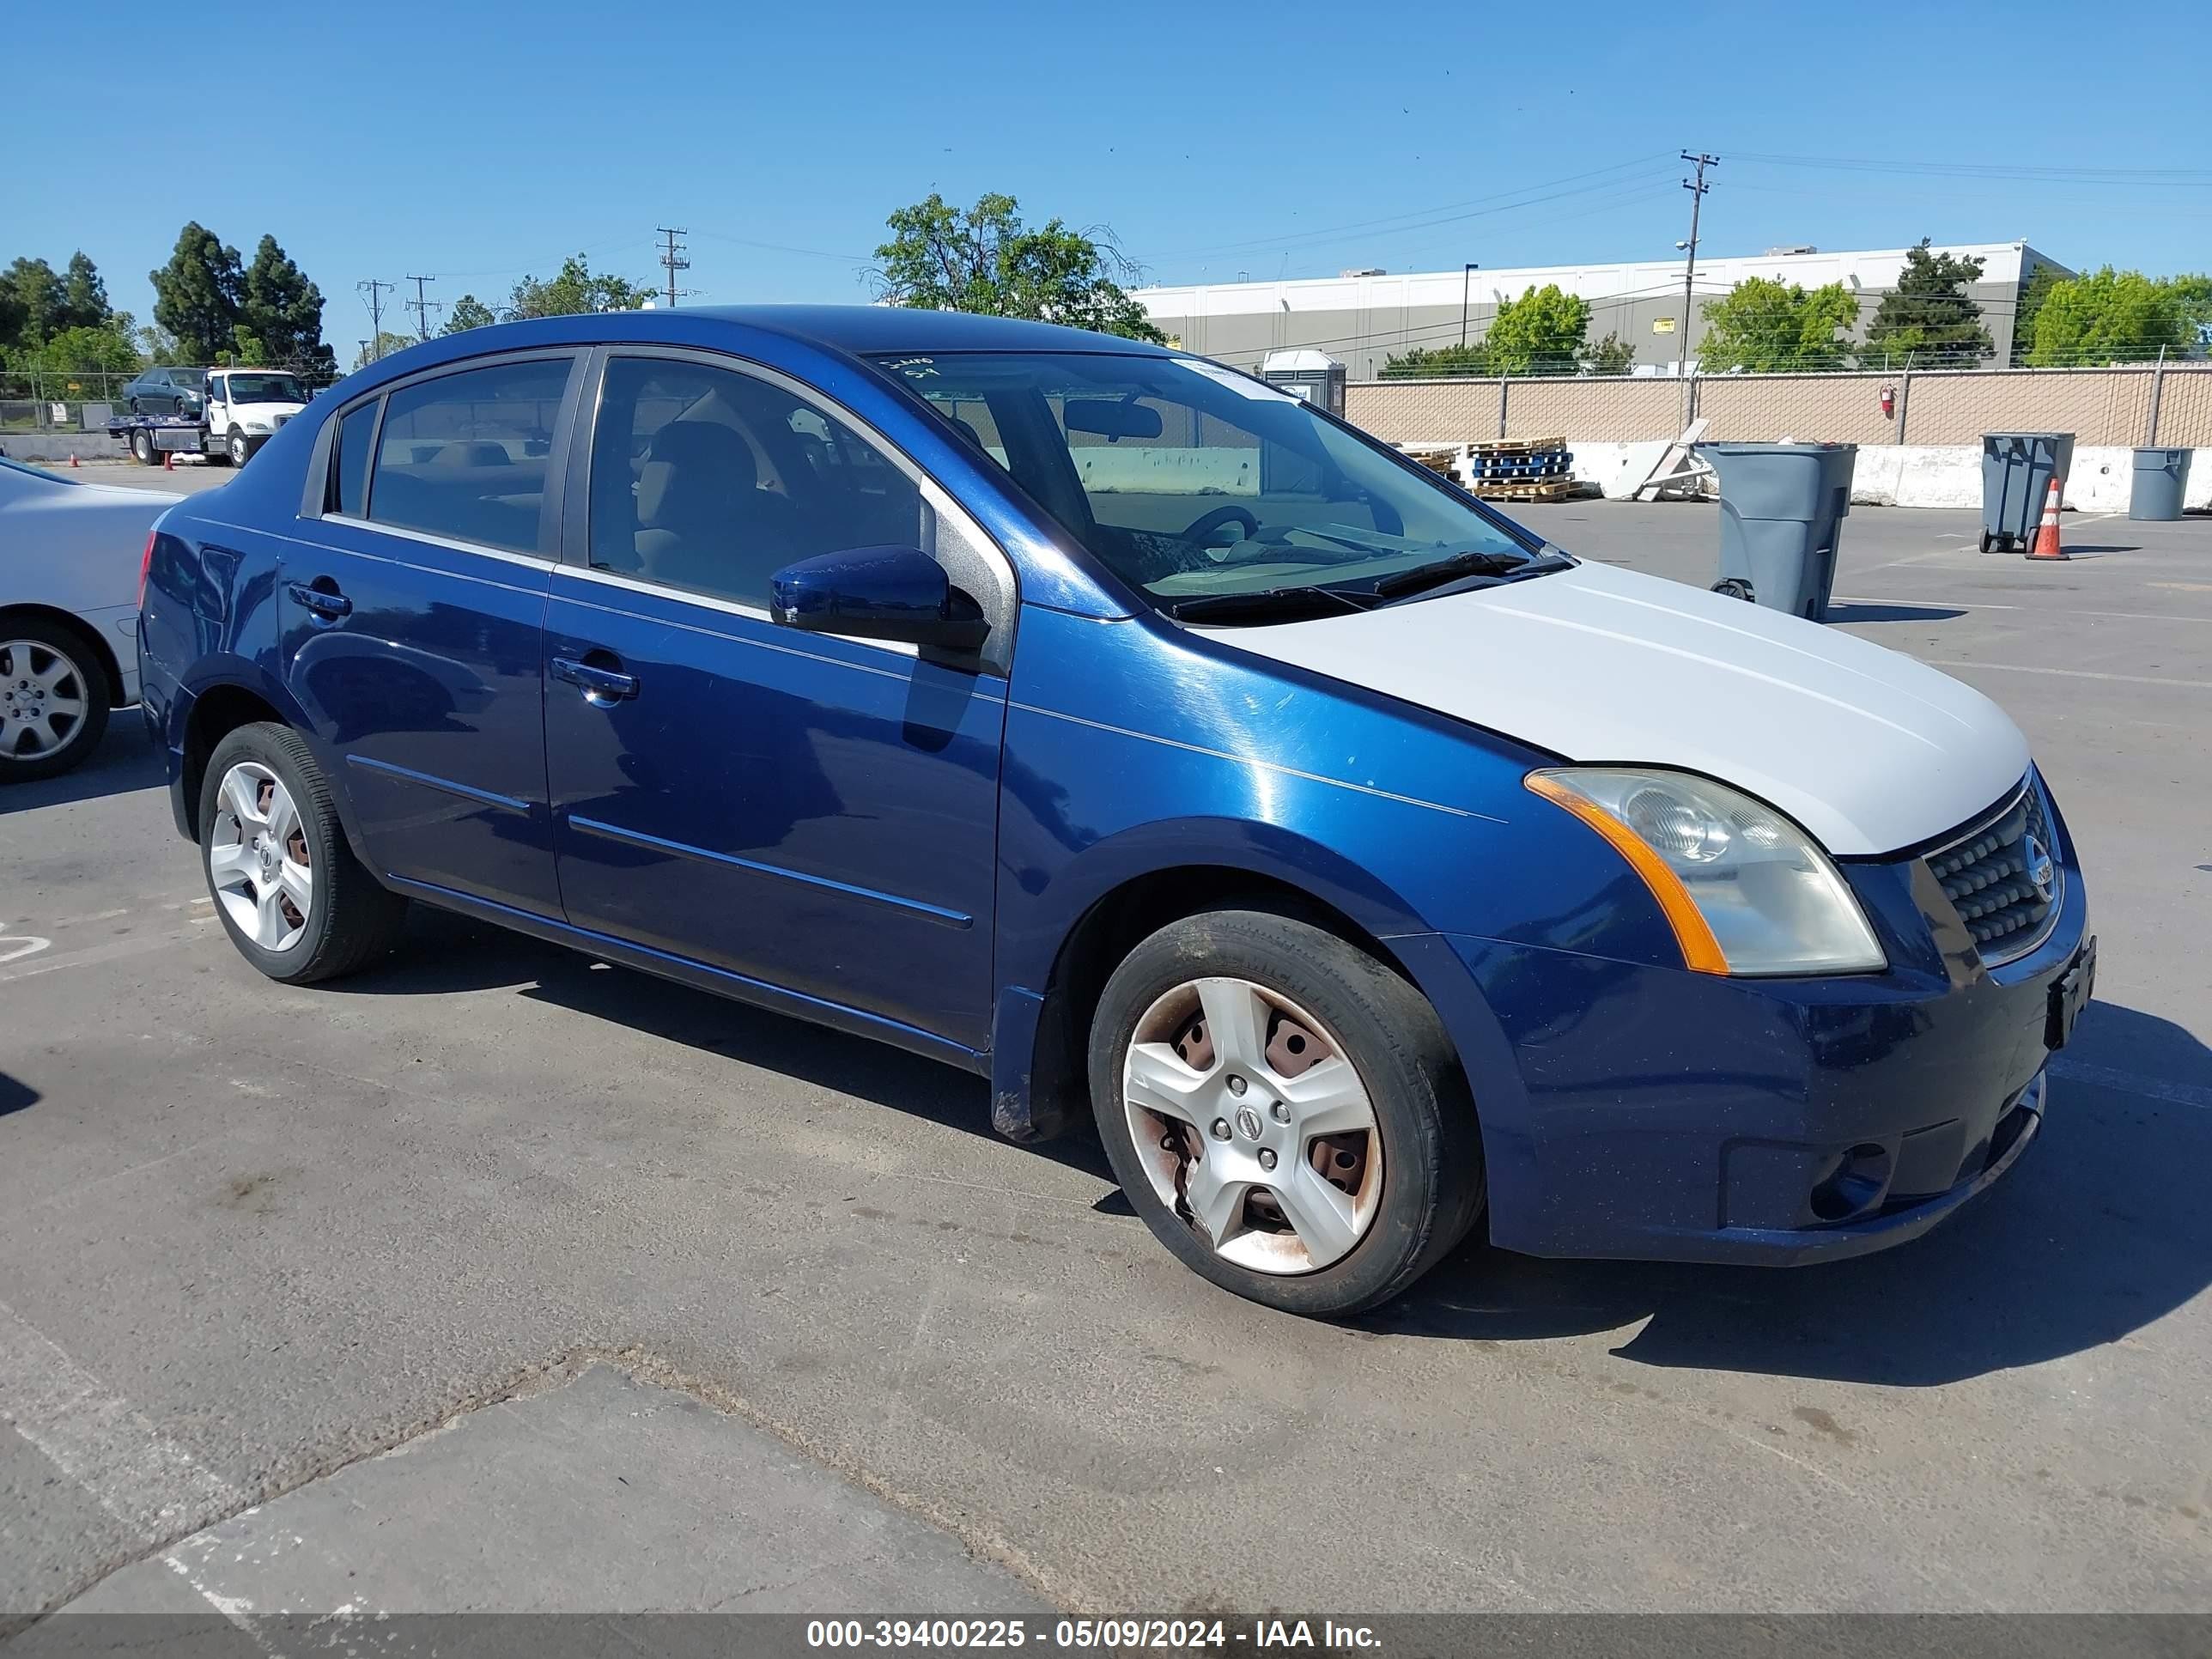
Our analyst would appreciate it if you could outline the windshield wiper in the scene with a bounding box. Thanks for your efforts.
[1164,585,1377,624]
[1368,548,1530,600]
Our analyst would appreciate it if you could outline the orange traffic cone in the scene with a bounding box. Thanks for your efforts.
[2027,477,2067,560]
[69,453,79,467]
[162,450,175,472]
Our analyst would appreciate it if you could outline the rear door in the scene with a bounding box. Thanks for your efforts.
[541,349,1013,1049]
[279,352,581,917]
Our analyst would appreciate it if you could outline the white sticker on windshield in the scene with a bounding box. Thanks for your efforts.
[1176,359,1299,404]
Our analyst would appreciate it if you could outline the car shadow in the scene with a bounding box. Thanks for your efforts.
[328,907,1117,1184]
[0,1072,38,1118]
[1824,603,1968,623]
[0,723,163,816]
[1369,997,2212,1385]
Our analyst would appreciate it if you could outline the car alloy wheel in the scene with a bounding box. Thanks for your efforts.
[207,760,315,952]
[230,430,249,465]
[0,638,89,763]
[1121,976,1383,1274]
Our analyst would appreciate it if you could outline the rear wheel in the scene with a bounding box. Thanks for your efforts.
[1712,578,1754,602]
[0,623,108,781]
[1090,908,1485,1317]
[131,428,156,466]
[199,722,409,983]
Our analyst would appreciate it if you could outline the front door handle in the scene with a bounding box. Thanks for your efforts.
[286,580,352,618]
[550,655,638,703]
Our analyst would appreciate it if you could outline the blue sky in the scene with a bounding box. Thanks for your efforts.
[10,1,2209,340]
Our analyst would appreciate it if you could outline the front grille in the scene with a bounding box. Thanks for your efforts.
[273,413,291,428]
[1926,780,2059,963]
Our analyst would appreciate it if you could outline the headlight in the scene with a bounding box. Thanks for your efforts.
[244,421,272,433]
[1527,768,1886,975]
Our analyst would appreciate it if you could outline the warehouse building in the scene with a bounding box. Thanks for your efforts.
[1135,241,2073,378]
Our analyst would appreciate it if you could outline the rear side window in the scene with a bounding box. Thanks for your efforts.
[332,400,377,517]
[366,358,572,554]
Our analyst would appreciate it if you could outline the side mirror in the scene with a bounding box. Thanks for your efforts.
[770,545,988,653]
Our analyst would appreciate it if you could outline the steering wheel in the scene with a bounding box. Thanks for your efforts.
[1182,505,1261,547]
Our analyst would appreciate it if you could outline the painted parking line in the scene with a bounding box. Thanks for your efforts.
[2050,1058,2212,1112]
[1925,659,2212,691]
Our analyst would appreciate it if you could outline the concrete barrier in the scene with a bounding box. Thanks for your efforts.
[0,431,129,462]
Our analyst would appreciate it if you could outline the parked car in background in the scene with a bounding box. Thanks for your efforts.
[119,367,208,417]
[1,455,176,779]
[137,308,2093,1317]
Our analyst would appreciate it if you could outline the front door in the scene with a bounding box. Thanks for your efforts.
[542,351,1009,1050]
[279,353,580,917]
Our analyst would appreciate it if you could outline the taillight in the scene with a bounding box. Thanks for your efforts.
[137,530,157,610]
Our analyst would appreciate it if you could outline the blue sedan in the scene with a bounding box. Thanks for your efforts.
[136,307,2093,1316]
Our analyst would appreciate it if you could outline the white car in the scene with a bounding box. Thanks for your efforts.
[0,455,178,779]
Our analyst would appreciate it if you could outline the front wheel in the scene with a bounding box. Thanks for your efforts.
[199,722,410,983]
[0,623,109,781]
[1090,908,1486,1317]
[228,429,251,466]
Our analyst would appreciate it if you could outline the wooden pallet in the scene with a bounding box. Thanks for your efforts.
[1402,447,1462,476]
[1471,478,1575,502]
[1468,435,1567,455]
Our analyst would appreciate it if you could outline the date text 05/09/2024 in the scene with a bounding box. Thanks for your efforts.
[805,1619,1382,1650]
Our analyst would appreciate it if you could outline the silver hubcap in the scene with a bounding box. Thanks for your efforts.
[1122,978,1382,1275]
[208,762,313,952]
[0,640,88,760]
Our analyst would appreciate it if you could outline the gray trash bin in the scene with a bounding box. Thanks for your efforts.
[1702,442,1858,622]
[1979,432,2075,551]
[2130,447,2191,521]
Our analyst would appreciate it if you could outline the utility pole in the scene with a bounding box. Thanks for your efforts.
[1675,152,1718,383]
[358,279,393,357]
[404,274,442,343]
[1461,263,1480,349]
[656,227,690,309]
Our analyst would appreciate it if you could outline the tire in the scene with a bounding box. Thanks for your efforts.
[1978,531,1996,554]
[0,622,110,782]
[1089,908,1486,1317]
[131,428,156,466]
[198,721,409,984]
[228,429,251,466]
[1712,578,1754,602]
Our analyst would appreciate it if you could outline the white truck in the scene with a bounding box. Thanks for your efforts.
[110,368,312,467]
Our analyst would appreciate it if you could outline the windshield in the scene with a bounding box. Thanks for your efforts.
[221,374,306,404]
[873,350,1563,619]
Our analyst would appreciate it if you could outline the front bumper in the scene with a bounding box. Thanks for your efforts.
[1402,825,2092,1267]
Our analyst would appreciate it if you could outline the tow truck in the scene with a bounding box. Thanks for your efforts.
[109,368,313,468]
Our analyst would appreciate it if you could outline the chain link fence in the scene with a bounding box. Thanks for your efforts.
[1346,364,2212,450]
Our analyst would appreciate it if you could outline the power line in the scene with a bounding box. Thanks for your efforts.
[357,279,393,357]
[656,227,691,309]
[404,274,442,343]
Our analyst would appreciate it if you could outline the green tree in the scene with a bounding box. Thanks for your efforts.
[2161,273,2211,352]
[443,294,498,334]
[2010,265,2063,367]
[60,252,112,332]
[353,331,419,370]
[150,223,246,362]
[872,191,1164,342]
[1862,239,1992,367]
[505,254,651,320]
[1482,283,1593,374]
[239,235,337,377]
[1694,277,1858,372]
[2026,267,2193,365]
[24,324,142,377]
[3,258,65,348]
[1579,331,1636,375]
[1380,343,1490,378]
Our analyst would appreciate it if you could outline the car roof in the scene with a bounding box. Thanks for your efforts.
[613,305,1175,358]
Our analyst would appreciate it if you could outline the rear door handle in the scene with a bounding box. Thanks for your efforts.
[287,580,351,618]
[550,655,638,702]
